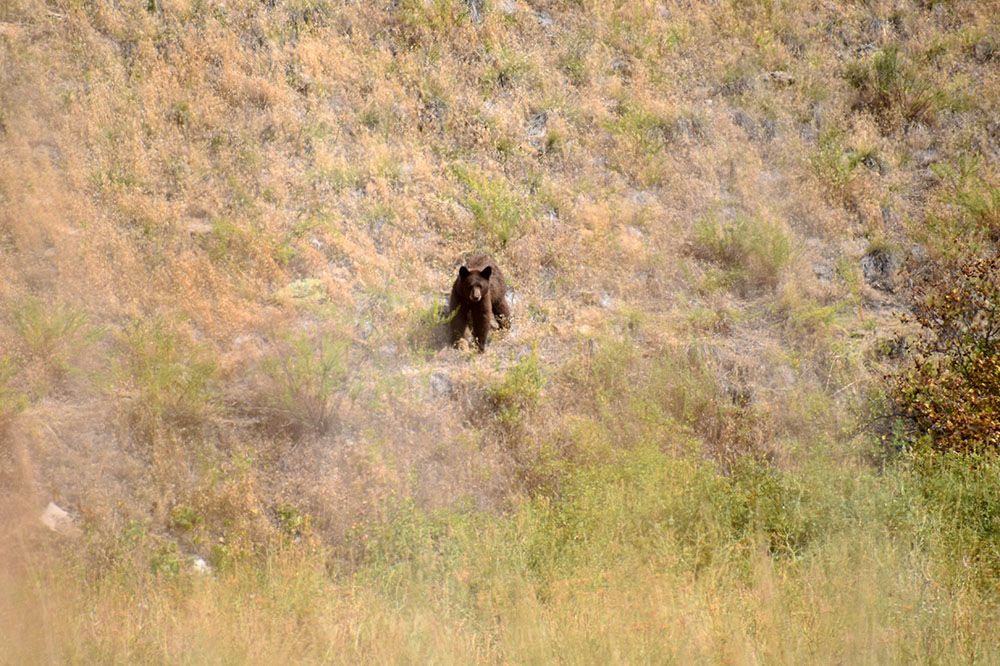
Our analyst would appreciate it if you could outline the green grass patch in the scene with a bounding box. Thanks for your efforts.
[117,320,219,437]
[450,163,527,249]
[255,331,349,436]
[692,214,792,294]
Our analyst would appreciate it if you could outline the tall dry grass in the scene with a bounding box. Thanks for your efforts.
[1,0,999,661]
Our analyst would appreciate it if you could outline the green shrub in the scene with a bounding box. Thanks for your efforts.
[490,349,544,426]
[169,505,203,532]
[406,297,454,353]
[257,332,349,436]
[450,163,526,249]
[692,215,791,294]
[810,128,877,197]
[845,46,942,130]
[913,451,1000,586]
[11,298,99,390]
[604,104,689,186]
[922,155,1000,259]
[275,504,313,539]
[392,0,471,46]
[484,48,534,92]
[890,255,1000,453]
[119,321,218,436]
[149,542,184,578]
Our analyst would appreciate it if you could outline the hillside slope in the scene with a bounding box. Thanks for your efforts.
[1,0,999,661]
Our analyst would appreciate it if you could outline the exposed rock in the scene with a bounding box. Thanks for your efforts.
[430,372,453,397]
[974,40,994,64]
[40,502,79,536]
[761,70,795,86]
[855,41,877,56]
[535,11,553,28]
[861,154,885,175]
[192,557,212,574]
[498,0,516,16]
[759,118,777,141]
[418,97,447,134]
[881,206,897,227]
[673,115,706,143]
[861,247,898,292]
[733,110,776,142]
[733,110,755,133]
[466,0,484,23]
[813,262,834,282]
[914,148,940,168]
[629,191,656,207]
[719,76,753,97]
[909,244,929,262]
[32,141,62,164]
[610,56,632,81]
[526,110,547,139]
[869,17,890,41]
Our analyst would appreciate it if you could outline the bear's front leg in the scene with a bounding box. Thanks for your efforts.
[449,306,469,347]
[471,309,492,352]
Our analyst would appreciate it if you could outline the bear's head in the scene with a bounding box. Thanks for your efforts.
[458,265,492,303]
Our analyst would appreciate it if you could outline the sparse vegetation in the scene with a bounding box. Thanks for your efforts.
[118,321,219,437]
[692,214,792,294]
[255,331,349,436]
[2,0,999,661]
[451,162,527,249]
[489,347,544,426]
[845,45,942,130]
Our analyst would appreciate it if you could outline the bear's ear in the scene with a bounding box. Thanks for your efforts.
[459,266,470,278]
[480,266,492,280]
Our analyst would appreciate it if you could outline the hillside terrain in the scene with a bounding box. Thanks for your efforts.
[1,0,999,662]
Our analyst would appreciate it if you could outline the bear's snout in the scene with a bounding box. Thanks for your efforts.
[470,286,482,301]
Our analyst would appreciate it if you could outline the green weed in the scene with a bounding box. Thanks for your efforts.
[118,321,218,436]
[450,163,526,249]
[10,298,99,390]
[490,348,544,426]
[845,45,943,130]
[692,215,792,294]
[0,355,27,425]
[256,332,349,436]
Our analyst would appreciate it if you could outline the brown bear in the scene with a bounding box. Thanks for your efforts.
[448,255,511,352]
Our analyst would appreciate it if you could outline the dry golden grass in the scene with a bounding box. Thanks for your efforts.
[1,0,999,661]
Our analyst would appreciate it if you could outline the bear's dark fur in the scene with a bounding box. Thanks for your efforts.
[448,255,511,352]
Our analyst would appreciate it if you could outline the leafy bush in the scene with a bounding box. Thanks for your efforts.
[119,321,218,436]
[256,332,349,436]
[845,46,941,130]
[450,163,526,249]
[490,349,544,426]
[890,255,1000,453]
[692,215,791,294]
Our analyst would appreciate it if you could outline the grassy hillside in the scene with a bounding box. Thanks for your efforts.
[1,0,998,662]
